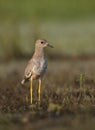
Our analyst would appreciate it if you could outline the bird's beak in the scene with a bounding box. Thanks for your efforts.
[47,43,54,48]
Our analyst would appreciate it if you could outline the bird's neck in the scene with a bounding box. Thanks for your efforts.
[34,47,45,58]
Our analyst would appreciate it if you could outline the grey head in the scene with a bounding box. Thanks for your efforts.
[35,39,53,48]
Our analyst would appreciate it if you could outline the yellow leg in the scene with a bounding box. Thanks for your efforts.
[30,79,33,104]
[38,79,41,103]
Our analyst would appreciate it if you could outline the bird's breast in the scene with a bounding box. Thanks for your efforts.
[32,58,47,76]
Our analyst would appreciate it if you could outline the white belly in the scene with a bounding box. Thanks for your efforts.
[32,58,47,76]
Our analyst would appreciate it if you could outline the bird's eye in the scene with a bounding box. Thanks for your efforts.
[41,41,44,44]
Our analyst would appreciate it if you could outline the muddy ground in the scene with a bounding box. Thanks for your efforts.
[0,58,95,130]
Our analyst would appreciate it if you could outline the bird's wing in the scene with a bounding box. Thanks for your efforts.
[32,60,40,74]
[24,59,35,79]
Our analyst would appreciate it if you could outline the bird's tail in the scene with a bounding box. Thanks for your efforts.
[21,78,25,85]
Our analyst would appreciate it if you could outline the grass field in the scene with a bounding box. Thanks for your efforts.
[0,59,95,130]
[0,20,95,61]
[0,0,95,60]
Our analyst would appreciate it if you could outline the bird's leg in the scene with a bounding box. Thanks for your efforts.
[30,78,33,104]
[38,79,41,104]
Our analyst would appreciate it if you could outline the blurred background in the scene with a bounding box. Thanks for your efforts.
[0,0,95,61]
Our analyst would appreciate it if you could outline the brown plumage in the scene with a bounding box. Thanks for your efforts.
[21,39,53,104]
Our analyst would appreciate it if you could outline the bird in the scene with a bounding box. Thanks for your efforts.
[21,39,53,105]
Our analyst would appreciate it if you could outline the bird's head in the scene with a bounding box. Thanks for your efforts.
[35,39,53,49]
